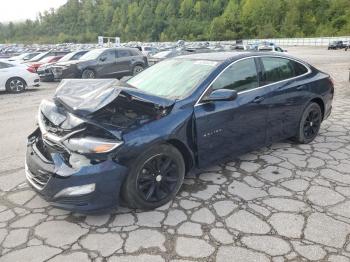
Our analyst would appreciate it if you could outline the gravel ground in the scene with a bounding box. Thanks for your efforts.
[0,47,350,262]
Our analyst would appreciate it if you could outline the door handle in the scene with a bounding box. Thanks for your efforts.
[296,85,306,91]
[252,96,265,103]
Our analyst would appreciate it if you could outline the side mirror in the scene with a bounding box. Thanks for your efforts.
[204,89,238,102]
[99,56,106,62]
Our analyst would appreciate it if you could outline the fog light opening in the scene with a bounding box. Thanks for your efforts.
[54,183,96,198]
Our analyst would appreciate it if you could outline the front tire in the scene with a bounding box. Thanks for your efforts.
[122,144,185,210]
[82,69,95,79]
[294,102,322,144]
[6,77,26,93]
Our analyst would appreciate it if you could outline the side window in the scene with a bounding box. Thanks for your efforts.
[260,57,295,85]
[292,60,309,76]
[0,62,11,69]
[72,52,86,60]
[211,58,258,93]
[100,50,116,62]
[130,49,142,56]
[117,50,131,58]
[275,47,283,52]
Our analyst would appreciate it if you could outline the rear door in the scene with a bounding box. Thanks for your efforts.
[258,56,311,143]
[116,49,133,77]
[194,57,269,166]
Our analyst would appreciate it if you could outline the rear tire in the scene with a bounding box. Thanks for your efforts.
[133,65,144,76]
[82,69,95,79]
[294,102,322,144]
[5,77,26,93]
[121,144,185,210]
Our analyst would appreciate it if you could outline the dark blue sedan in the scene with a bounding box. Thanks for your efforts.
[25,52,334,212]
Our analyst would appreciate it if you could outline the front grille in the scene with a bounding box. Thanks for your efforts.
[35,137,53,161]
[26,165,51,190]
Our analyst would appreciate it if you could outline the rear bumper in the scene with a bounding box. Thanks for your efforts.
[26,74,40,87]
[324,105,332,120]
[25,129,128,213]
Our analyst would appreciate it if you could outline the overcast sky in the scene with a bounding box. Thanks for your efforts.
[0,0,67,23]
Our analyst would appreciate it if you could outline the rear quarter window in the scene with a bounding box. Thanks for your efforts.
[260,57,308,85]
[0,62,12,69]
[130,49,142,56]
[292,60,309,76]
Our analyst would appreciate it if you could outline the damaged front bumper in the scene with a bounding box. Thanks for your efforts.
[25,128,128,212]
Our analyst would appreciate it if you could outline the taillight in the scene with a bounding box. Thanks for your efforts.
[328,76,335,87]
[27,66,36,73]
[327,76,335,97]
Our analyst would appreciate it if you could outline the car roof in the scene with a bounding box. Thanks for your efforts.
[98,47,138,51]
[176,51,292,62]
[176,51,250,61]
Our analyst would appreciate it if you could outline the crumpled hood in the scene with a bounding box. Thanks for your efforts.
[53,79,175,117]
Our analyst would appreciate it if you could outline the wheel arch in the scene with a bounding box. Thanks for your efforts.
[166,139,194,174]
[6,76,27,87]
[309,97,325,120]
[133,63,145,69]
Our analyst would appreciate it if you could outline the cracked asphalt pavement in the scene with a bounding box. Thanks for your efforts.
[0,47,350,262]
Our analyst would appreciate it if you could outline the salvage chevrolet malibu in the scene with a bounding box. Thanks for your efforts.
[25,52,334,212]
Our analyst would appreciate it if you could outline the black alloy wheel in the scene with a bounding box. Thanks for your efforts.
[303,108,321,140]
[294,102,322,144]
[121,144,185,210]
[137,154,179,202]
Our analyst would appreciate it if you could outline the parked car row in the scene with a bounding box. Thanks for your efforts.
[1,40,289,93]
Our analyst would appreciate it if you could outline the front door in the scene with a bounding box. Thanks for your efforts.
[97,49,118,77]
[194,58,269,167]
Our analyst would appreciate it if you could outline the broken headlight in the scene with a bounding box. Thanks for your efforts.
[63,137,123,154]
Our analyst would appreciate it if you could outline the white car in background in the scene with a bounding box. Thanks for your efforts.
[0,60,39,93]
[258,45,287,52]
[140,46,159,57]
[7,52,41,63]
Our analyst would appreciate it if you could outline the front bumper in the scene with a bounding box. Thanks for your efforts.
[25,129,128,212]
[52,67,77,80]
[37,69,54,81]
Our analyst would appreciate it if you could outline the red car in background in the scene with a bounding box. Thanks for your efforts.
[27,56,63,72]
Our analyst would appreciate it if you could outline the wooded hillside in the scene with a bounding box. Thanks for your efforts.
[0,0,349,43]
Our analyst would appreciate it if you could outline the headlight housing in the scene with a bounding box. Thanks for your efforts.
[63,137,123,154]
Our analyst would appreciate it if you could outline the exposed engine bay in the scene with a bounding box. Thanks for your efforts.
[91,94,169,130]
